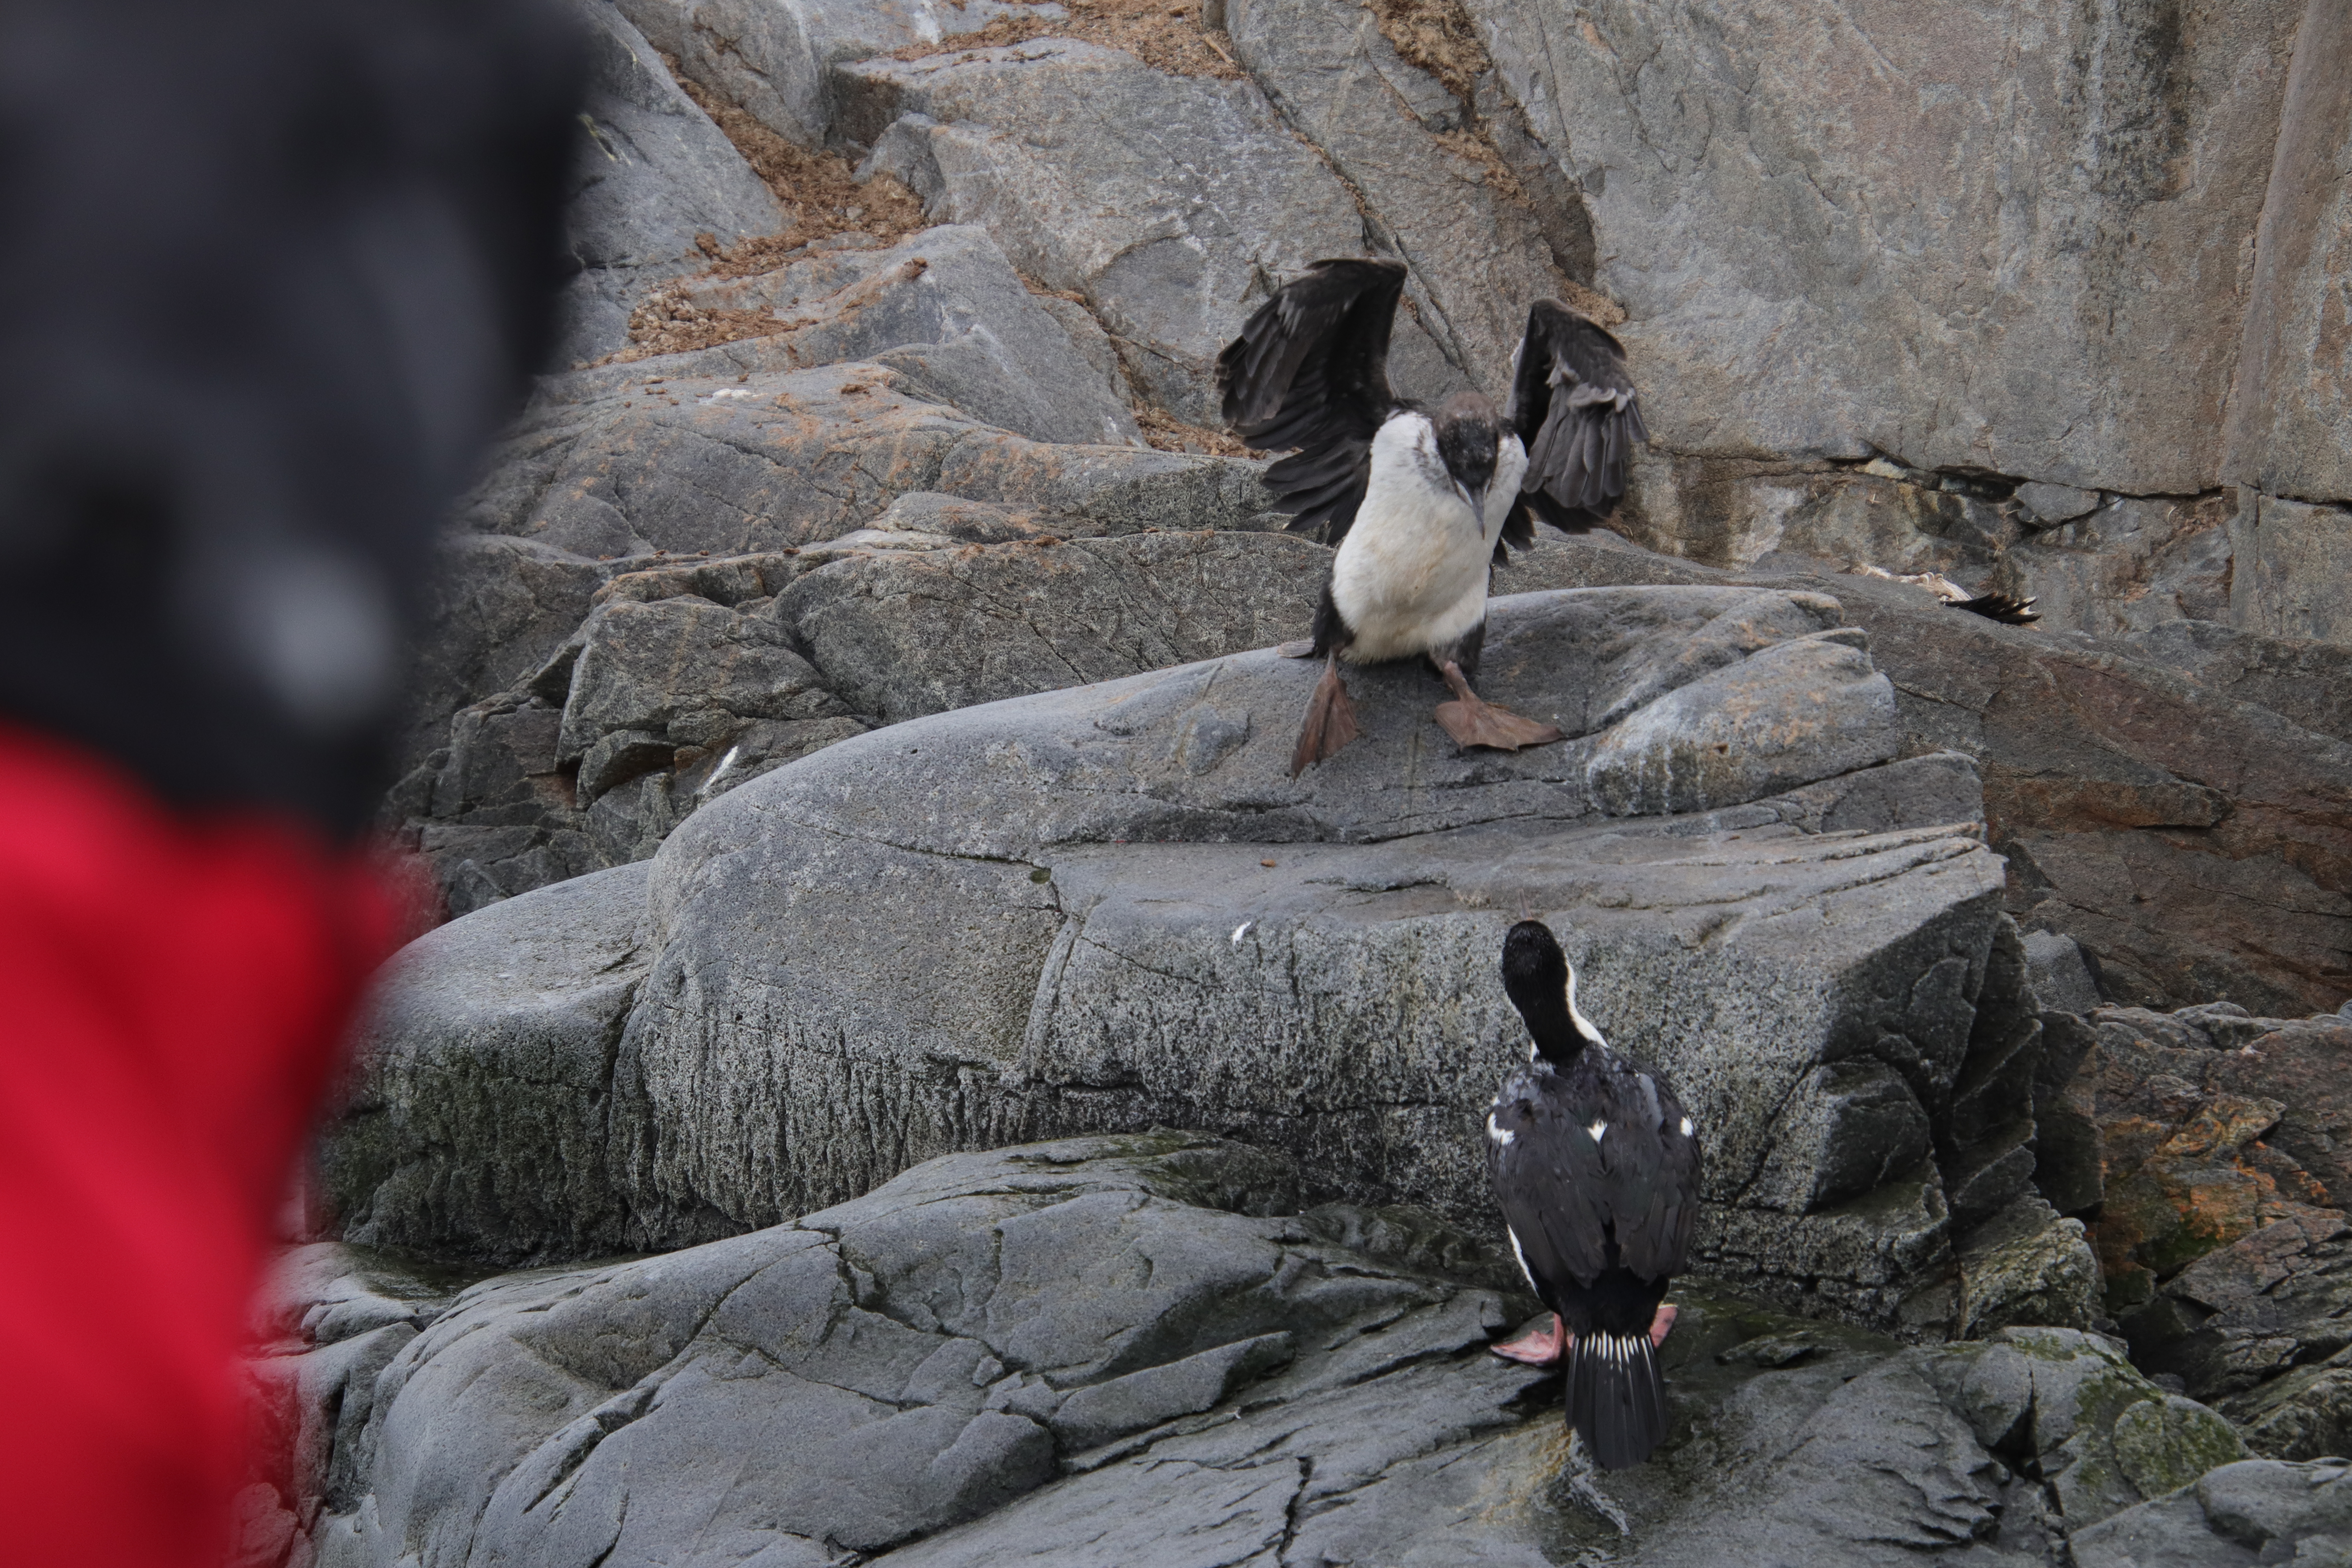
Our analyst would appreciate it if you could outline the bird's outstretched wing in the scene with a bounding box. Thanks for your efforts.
[1945,592,2041,625]
[1506,300,1647,534]
[1216,258,1407,546]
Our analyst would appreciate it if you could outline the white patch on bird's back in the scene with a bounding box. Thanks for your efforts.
[1679,1116,1694,1137]
[1587,1118,1607,1143]
[1486,1111,1515,1147]
[1507,1226,1537,1291]
[1331,417,1524,663]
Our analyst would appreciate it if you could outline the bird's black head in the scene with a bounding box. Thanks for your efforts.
[1501,918,1600,1066]
[1433,391,1501,519]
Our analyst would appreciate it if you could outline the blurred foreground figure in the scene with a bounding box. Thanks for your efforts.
[0,3,580,1563]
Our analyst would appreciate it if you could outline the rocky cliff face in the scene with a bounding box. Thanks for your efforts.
[274,2,2352,1559]
[385,0,2350,1015]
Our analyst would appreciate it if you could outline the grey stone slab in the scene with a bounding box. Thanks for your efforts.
[668,225,1143,446]
[1464,0,2303,494]
[326,864,655,1262]
[833,41,1462,421]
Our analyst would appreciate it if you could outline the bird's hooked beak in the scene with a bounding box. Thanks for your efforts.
[1456,479,1487,526]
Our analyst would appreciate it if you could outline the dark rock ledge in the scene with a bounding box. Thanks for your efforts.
[246,1134,2288,1568]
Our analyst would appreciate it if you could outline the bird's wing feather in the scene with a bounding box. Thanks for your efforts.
[1215,259,1407,546]
[1508,299,1645,532]
[1488,1079,1612,1291]
[1487,1061,1702,1294]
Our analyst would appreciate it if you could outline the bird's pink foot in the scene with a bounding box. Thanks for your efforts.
[1488,1302,1677,1365]
[1490,1314,1568,1365]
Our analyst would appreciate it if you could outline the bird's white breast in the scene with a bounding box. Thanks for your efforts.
[1331,414,1525,663]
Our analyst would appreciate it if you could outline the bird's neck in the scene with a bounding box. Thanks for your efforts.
[1516,972,1607,1069]
[1524,1007,1589,1069]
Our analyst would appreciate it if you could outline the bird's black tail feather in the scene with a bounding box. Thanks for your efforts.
[1566,1330,1668,1469]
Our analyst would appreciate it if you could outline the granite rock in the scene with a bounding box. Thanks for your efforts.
[1496,534,2352,1016]
[665,224,1144,446]
[282,1139,2246,1568]
[777,529,1330,726]
[329,864,655,1262]
[1225,0,1568,395]
[456,364,1275,561]
[2073,1459,2352,1568]
[833,40,1463,421]
[1464,0,2302,494]
[2038,1002,2352,1453]
[557,0,786,365]
[332,584,2042,1330]
[613,0,1062,149]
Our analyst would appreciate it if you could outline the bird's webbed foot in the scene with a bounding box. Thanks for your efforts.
[1486,1303,1679,1367]
[1290,654,1361,776]
[1490,1314,1569,1365]
[1432,660,1562,752]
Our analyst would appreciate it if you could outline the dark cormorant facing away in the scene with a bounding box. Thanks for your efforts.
[1215,260,1647,774]
[1485,920,1701,1470]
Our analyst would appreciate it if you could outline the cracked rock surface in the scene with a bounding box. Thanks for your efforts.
[330,581,2079,1334]
[267,1136,2253,1568]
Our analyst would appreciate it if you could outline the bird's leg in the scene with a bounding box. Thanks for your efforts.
[1290,653,1361,776]
[1487,1303,1679,1367]
[1432,659,1563,752]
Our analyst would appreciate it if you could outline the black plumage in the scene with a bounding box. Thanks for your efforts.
[1945,591,2041,625]
[1216,261,1648,557]
[1503,299,1649,536]
[1486,920,1701,1470]
[1217,258,1406,546]
[1214,261,1649,772]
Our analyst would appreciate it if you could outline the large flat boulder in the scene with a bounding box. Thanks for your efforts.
[333,584,2040,1327]
[276,1137,2243,1568]
[1501,535,2352,1016]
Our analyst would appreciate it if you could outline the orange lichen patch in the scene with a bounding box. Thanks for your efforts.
[2158,1094,2287,1161]
[1135,403,1263,457]
[1368,0,1490,103]
[606,56,933,364]
[900,0,1245,80]
[668,64,929,273]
